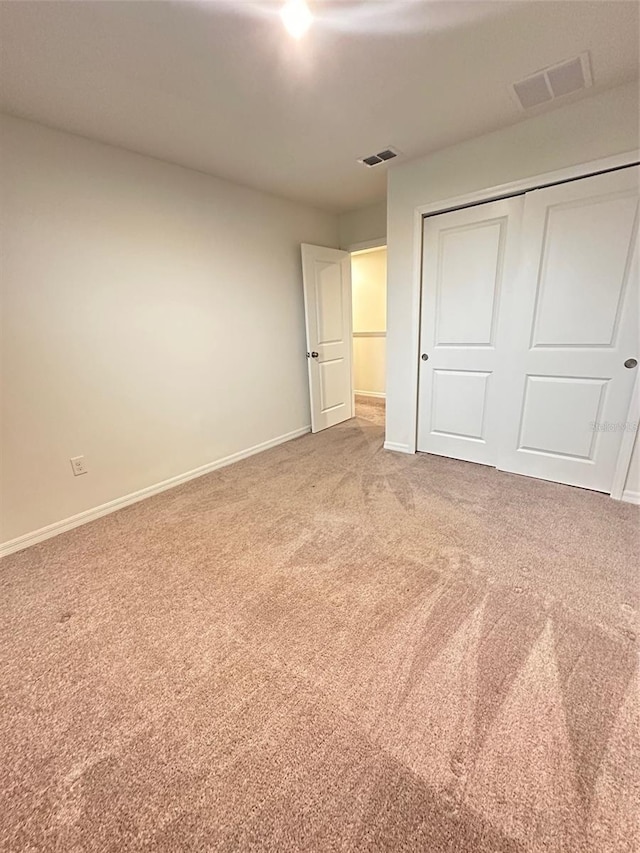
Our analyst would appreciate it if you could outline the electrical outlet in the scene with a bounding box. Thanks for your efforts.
[70,456,87,476]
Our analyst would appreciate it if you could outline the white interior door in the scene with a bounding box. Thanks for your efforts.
[301,244,354,432]
[497,167,640,492]
[417,197,524,464]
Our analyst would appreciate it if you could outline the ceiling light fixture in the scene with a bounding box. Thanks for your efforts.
[281,0,313,39]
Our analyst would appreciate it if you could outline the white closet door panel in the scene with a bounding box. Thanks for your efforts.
[497,167,640,492]
[417,197,524,465]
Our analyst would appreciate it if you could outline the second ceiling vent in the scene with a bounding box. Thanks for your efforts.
[358,147,401,167]
[511,52,592,111]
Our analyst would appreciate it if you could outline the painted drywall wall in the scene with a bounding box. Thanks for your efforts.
[386,81,640,453]
[0,114,339,545]
[353,337,386,398]
[352,249,387,332]
[352,248,386,397]
[339,199,386,249]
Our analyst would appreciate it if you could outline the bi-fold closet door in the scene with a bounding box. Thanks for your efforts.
[417,166,639,493]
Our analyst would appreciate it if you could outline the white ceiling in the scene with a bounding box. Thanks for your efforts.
[1,1,638,212]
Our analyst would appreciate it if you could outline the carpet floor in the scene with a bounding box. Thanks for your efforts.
[1,397,639,852]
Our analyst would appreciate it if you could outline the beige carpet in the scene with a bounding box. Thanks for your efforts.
[1,397,639,852]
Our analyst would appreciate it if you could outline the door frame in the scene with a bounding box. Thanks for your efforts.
[610,376,640,500]
[345,237,386,253]
[405,149,640,499]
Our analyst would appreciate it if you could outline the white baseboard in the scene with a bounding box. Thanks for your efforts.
[355,390,386,399]
[621,489,640,505]
[0,425,311,558]
[383,440,414,455]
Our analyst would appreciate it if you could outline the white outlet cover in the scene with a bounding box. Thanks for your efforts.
[70,456,87,476]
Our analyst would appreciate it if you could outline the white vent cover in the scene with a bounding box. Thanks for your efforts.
[358,147,401,167]
[511,53,592,110]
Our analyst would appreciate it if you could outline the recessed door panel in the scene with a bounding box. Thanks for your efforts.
[417,197,524,466]
[315,261,344,345]
[319,358,347,412]
[518,375,607,460]
[531,195,637,347]
[431,370,490,441]
[436,221,503,347]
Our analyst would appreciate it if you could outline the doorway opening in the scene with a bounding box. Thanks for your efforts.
[351,245,387,424]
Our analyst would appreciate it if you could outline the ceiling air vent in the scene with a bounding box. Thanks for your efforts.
[511,52,592,111]
[358,147,401,167]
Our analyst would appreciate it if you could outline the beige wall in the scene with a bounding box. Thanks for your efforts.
[385,81,640,460]
[0,114,339,546]
[352,248,386,397]
[339,199,386,249]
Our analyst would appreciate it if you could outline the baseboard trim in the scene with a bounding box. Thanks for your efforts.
[621,489,640,505]
[0,425,311,558]
[355,390,386,399]
[383,440,414,455]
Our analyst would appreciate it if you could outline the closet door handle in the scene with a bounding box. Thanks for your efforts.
[421,353,429,361]
[624,358,637,369]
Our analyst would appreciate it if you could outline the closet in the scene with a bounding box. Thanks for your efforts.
[417,166,639,492]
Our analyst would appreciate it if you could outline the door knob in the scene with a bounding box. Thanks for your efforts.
[421,353,429,361]
[311,351,319,358]
[624,358,638,368]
